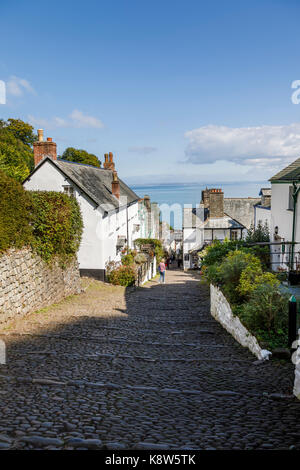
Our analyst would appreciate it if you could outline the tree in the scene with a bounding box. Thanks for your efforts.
[0,126,34,181]
[61,147,101,168]
[5,119,36,147]
[245,221,270,243]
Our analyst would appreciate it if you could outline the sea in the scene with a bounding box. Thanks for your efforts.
[131,182,266,229]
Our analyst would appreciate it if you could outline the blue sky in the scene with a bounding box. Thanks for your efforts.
[1,0,300,189]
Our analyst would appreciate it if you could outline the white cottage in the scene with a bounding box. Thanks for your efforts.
[23,130,141,280]
[183,188,246,270]
[270,158,300,271]
[254,188,271,230]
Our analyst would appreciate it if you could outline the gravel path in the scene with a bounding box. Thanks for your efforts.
[0,269,299,450]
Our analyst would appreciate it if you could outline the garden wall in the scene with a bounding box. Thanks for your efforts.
[210,283,265,360]
[136,256,157,286]
[0,247,81,324]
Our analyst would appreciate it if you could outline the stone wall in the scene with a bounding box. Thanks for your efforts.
[224,198,260,229]
[0,247,81,324]
[210,284,265,360]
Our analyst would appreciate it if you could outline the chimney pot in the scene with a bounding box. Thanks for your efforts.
[112,170,120,198]
[37,129,44,142]
[47,137,52,142]
[104,152,115,170]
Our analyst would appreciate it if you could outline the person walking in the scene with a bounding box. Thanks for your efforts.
[158,259,166,284]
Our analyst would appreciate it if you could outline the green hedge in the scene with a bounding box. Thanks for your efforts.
[0,171,83,264]
[0,170,33,252]
[31,191,83,263]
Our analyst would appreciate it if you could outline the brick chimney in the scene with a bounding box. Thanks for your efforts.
[209,188,224,218]
[143,195,151,211]
[33,129,57,167]
[112,170,120,199]
[104,152,115,170]
[201,188,210,209]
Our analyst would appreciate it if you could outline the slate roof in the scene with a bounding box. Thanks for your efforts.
[259,188,271,196]
[183,207,245,229]
[25,157,140,211]
[269,158,300,182]
[204,215,244,229]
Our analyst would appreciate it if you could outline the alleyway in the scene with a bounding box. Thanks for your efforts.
[0,269,299,450]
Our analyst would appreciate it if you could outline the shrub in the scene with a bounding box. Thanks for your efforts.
[217,250,261,304]
[134,252,148,264]
[134,238,165,262]
[239,269,279,298]
[237,284,289,348]
[106,264,136,286]
[30,191,83,263]
[201,239,242,267]
[0,170,33,252]
[121,253,135,266]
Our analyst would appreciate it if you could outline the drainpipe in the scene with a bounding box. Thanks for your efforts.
[126,204,129,253]
[290,181,300,269]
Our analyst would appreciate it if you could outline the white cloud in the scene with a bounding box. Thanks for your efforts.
[28,110,103,129]
[69,109,103,128]
[6,76,35,96]
[184,123,300,168]
[128,146,157,154]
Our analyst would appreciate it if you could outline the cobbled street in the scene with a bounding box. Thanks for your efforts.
[0,269,299,450]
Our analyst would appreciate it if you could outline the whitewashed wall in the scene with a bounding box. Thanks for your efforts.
[24,161,140,272]
[254,206,271,229]
[210,284,266,360]
[270,182,300,270]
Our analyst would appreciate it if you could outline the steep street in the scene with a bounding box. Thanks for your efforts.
[0,269,299,450]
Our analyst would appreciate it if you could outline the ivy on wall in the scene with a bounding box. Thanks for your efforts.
[0,170,83,264]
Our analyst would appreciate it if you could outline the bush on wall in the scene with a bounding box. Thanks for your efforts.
[134,238,165,262]
[0,170,33,253]
[30,191,83,263]
[0,172,83,264]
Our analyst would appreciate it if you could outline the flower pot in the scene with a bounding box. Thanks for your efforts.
[288,270,300,285]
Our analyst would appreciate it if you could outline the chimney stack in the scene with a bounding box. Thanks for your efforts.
[103,152,115,170]
[33,129,57,167]
[209,188,224,218]
[112,170,120,199]
[201,187,210,209]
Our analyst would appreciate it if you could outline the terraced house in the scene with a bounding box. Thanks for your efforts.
[23,130,141,280]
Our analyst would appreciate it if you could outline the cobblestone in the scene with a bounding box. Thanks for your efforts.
[0,270,299,450]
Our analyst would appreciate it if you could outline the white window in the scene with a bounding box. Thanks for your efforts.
[231,230,238,241]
